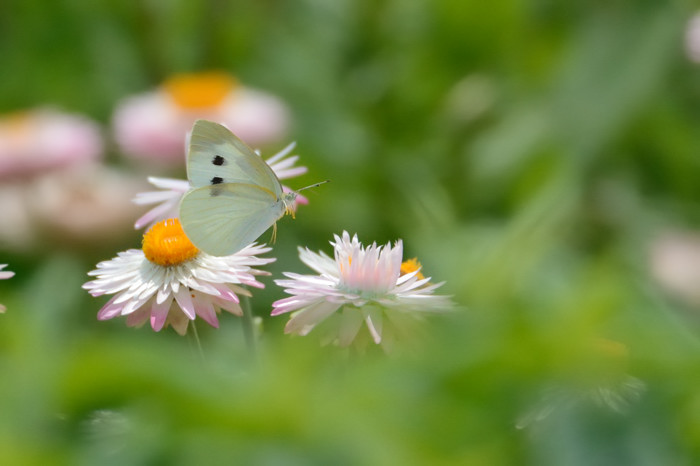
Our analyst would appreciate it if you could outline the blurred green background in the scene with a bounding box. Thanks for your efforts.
[2,0,700,464]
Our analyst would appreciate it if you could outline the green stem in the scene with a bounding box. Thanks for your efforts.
[190,320,205,362]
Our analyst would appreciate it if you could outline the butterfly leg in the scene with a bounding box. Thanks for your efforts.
[270,222,278,244]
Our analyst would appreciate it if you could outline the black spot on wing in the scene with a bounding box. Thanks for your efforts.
[210,176,224,196]
[212,155,225,166]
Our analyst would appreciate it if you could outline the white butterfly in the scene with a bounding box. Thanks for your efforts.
[180,120,323,256]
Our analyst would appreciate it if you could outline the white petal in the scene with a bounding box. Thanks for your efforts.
[132,190,180,205]
[363,305,383,344]
[193,294,219,328]
[145,177,190,191]
[338,306,363,346]
[174,288,196,320]
[284,301,340,335]
[150,296,172,331]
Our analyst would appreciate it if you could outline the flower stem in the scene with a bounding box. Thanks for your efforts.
[190,320,205,362]
[240,293,257,364]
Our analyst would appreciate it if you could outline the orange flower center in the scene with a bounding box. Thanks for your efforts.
[162,71,237,109]
[400,258,425,280]
[143,218,199,266]
[0,111,32,144]
[593,338,629,360]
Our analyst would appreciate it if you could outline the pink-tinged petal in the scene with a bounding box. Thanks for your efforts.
[284,301,340,335]
[211,284,240,303]
[338,307,363,347]
[241,278,265,289]
[97,296,124,320]
[174,288,196,320]
[150,296,172,331]
[229,284,252,298]
[194,296,219,328]
[271,297,312,315]
[214,296,243,316]
[363,306,383,344]
[295,193,309,205]
[126,305,150,327]
[134,200,177,229]
[276,166,308,180]
[119,293,151,315]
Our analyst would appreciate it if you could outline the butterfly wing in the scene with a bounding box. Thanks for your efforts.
[180,183,286,256]
[187,120,283,198]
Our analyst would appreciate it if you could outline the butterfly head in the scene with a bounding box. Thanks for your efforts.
[282,191,298,219]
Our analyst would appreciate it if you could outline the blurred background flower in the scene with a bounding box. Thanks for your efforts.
[0,108,102,181]
[516,339,645,429]
[0,264,14,313]
[112,71,289,166]
[0,108,141,253]
[685,11,700,63]
[650,231,700,307]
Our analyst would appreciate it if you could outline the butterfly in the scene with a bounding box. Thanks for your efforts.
[179,120,325,256]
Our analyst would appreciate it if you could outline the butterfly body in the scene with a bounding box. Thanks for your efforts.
[179,120,296,256]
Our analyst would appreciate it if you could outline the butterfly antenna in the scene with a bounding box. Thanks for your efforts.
[297,179,330,193]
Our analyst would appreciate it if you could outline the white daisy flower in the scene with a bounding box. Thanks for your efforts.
[0,264,15,313]
[272,231,453,349]
[132,141,308,229]
[83,218,274,335]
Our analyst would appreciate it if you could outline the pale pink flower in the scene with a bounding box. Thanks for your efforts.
[516,339,645,429]
[0,165,145,252]
[0,108,103,180]
[132,142,308,229]
[0,183,34,250]
[650,231,700,306]
[516,375,646,429]
[686,12,700,63]
[272,232,453,349]
[0,264,15,313]
[29,165,145,246]
[83,218,274,334]
[113,71,289,164]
